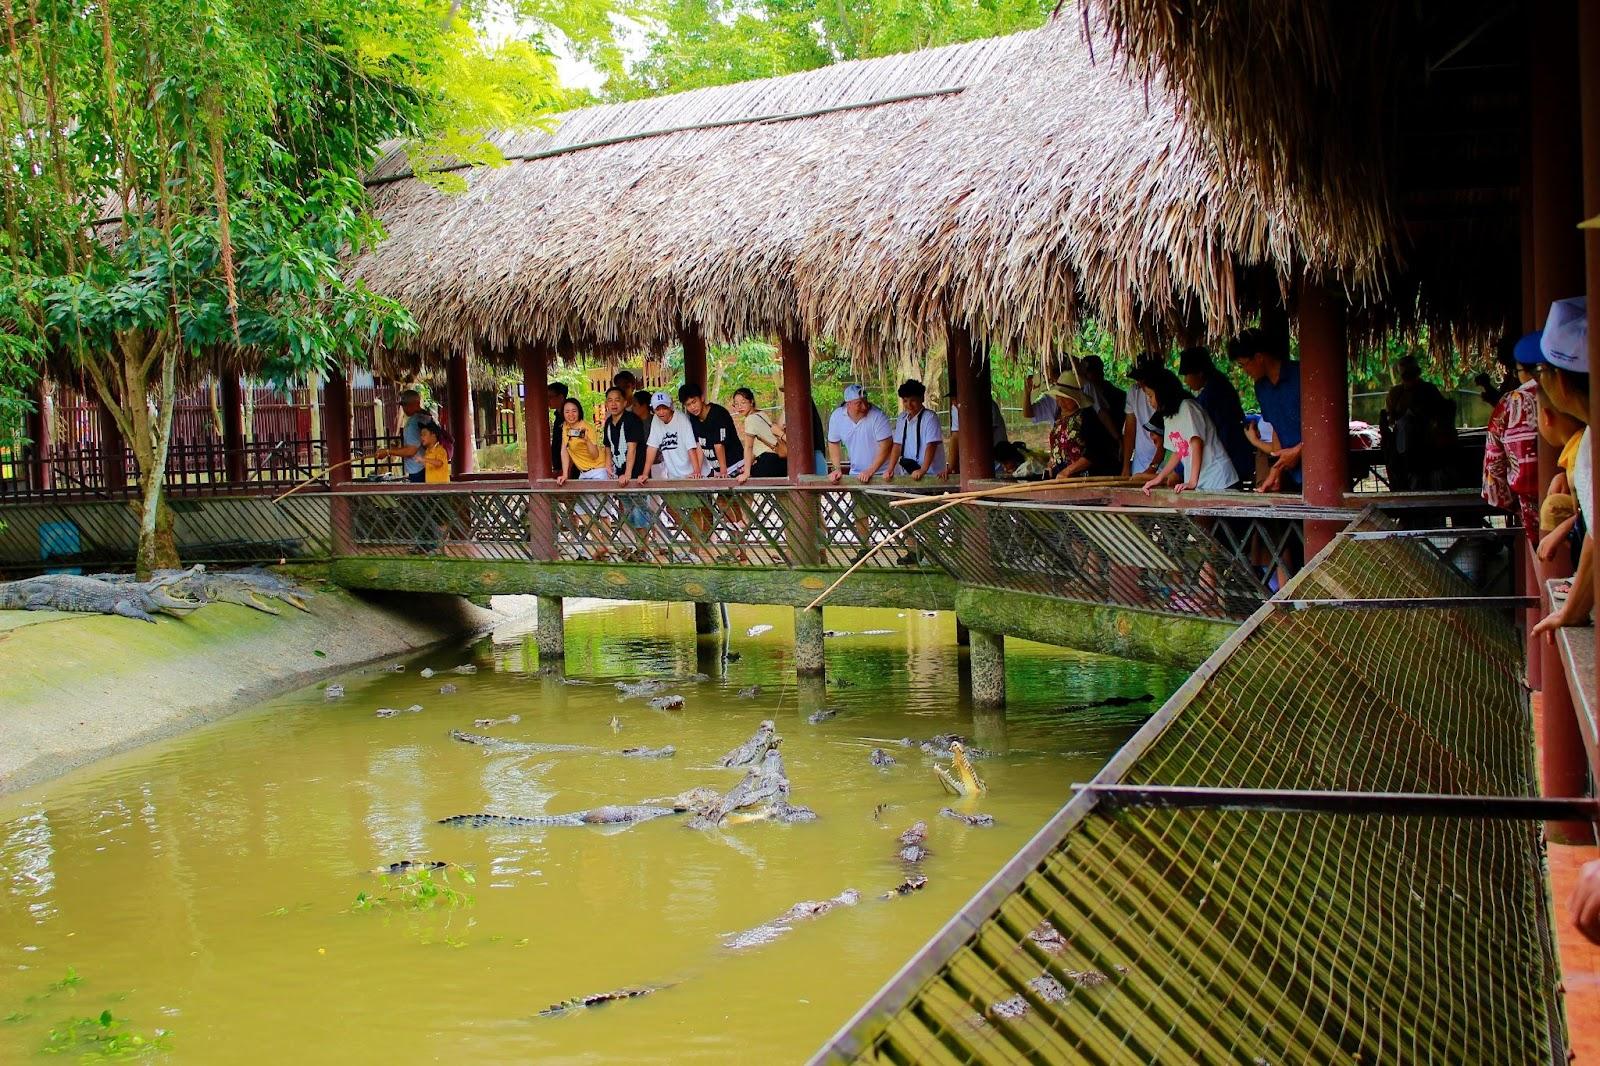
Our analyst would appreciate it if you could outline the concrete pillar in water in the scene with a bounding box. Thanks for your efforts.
[794,605,825,677]
[694,601,723,636]
[955,620,970,646]
[969,629,1005,707]
[536,595,565,668]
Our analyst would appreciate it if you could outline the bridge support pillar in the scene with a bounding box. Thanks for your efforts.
[968,629,1005,707]
[220,371,246,483]
[1297,280,1348,558]
[694,601,723,637]
[447,352,475,477]
[536,594,564,667]
[794,605,825,677]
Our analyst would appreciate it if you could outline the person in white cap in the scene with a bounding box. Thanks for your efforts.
[638,392,709,558]
[1532,297,1593,641]
[826,384,893,485]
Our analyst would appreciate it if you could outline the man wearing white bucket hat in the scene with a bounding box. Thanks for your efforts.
[1532,297,1592,642]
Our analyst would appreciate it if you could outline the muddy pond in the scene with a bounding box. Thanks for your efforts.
[0,602,1181,1062]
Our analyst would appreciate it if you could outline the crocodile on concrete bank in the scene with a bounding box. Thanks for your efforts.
[85,565,311,615]
[721,889,861,950]
[716,721,776,768]
[1,571,201,622]
[440,788,720,829]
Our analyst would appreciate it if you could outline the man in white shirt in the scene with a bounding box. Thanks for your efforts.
[639,391,708,560]
[887,379,947,480]
[826,384,893,484]
[1121,355,1163,477]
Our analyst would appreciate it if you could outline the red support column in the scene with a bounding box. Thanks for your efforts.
[323,366,352,485]
[220,371,246,484]
[446,352,475,477]
[680,323,707,394]
[1529,0,1590,843]
[779,331,820,565]
[948,324,994,489]
[1297,281,1349,556]
[97,399,126,491]
[24,379,51,491]
[519,343,555,560]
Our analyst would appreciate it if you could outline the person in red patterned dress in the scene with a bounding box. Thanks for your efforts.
[1481,333,1542,542]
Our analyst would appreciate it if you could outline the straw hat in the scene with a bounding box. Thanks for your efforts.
[1043,370,1091,408]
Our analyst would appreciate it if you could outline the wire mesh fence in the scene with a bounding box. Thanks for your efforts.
[817,518,1562,1065]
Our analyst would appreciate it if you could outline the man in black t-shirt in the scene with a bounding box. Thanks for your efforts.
[678,383,744,476]
[547,382,570,478]
[678,382,747,560]
[606,387,649,480]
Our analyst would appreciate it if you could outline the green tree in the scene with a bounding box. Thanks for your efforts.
[1,0,600,573]
[603,0,1052,99]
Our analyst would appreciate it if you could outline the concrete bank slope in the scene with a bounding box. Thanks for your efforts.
[0,580,504,795]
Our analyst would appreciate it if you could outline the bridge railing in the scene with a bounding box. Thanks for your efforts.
[334,481,949,570]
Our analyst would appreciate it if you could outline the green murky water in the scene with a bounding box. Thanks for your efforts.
[0,602,1179,1063]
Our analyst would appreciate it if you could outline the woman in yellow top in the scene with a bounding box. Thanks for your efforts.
[554,398,613,559]
[418,423,450,483]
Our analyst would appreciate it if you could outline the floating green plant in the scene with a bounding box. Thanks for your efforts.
[40,1010,169,1059]
[352,866,475,912]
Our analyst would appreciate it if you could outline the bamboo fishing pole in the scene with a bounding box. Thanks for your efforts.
[805,476,1147,609]
[888,475,1143,508]
[270,459,358,505]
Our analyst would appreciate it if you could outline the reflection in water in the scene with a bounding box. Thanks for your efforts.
[0,602,1181,1062]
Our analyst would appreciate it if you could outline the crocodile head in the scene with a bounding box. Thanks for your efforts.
[672,786,722,814]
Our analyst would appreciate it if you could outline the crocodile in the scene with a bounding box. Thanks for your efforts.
[690,740,815,828]
[87,565,309,615]
[897,821,930,863]
[1054,693,1157,714]
[721,889,861,950]
[869,748,897,768]
[619,745,675,759]
[449,730,595,753]
[934,742,988,797]
[717,721,776,768]
[882,875,928,898]
[940,807,995,827]
[538,986,663,1018]
[440,787,720,829]
[473,715,521,728]
[900,733,992,759]
[375,705,424,718]
[736,686,762,699]
[373,860,450,875]
[648,695,685,710]
[806,708,839,724]
[1,571,201,622]
[615,679,666,699]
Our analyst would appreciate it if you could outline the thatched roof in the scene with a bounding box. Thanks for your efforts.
[1083,0,1526,351]
[346,13,1395,368]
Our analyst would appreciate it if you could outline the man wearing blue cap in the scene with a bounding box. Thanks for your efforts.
[1532,297,1593,640]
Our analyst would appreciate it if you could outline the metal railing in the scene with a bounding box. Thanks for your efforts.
[816,511,1563,1064]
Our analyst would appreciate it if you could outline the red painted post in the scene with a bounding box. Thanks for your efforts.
[1531,0,1590,843]
[97,399,127,491]
[446,352,475,477]
[1296,281,1349,556]
[519,343,556,560]
[680,323,708,394]
[220,371,246,484]
[24,378,51,491]
[780,331,820,565]
[948,324,994,489]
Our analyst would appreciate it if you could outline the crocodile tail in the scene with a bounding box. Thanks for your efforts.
[438,813,562,828]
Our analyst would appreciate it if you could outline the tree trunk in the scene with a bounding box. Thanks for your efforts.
[94,334,183,577]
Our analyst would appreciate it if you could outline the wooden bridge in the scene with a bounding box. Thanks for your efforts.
[0,477,1501,702]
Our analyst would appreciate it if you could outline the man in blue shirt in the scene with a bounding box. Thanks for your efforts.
[1228,329,1302,492]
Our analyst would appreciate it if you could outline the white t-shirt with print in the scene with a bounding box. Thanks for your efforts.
[1163,398,1240,491]
[646,409,701,480]
[1125,387,1160,472]
[893,407,947,476]
[827,405,893,475]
